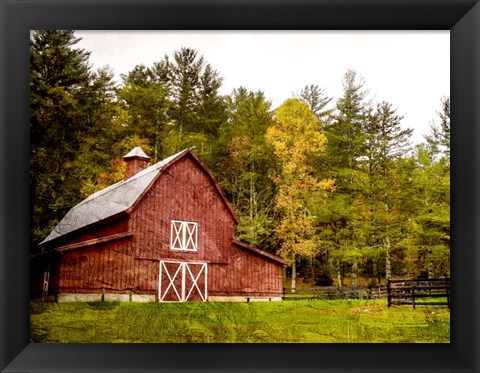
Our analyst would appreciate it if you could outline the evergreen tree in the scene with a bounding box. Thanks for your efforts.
[119,47,227,167]
[322,69,372,285]
[295,84,333,124]
[30,30,93,245]
[404,145,450,278]
[425,96,450,161]
[117,64,170,161]
[359,101,412,280]
[216,88,276,251]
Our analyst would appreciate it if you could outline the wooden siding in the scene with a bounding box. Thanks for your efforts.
[129,154,237,295]
[46,216,129,248]
[57,238,135,294]
[209,244,283,297]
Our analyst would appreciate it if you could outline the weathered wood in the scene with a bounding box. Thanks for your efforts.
[55,232,133,252]
[387,278,450,308]
[34,151,285,302]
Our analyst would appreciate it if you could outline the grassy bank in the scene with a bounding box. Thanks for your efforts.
[30,299,449,343]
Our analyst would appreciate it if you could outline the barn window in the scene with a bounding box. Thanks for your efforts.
[170,220,198,251]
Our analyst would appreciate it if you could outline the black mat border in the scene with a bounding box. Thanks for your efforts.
[1,1,479,372]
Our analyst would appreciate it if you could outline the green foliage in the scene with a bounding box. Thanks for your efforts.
[215,88,277,251]
[30,30,99,245]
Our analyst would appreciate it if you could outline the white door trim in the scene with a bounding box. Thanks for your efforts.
[158,260,208,302]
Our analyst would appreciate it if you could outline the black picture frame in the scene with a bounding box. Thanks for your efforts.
[1,1,478,372]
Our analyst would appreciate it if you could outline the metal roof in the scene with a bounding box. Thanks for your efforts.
[123,146,150,160]
[41,149,189,245]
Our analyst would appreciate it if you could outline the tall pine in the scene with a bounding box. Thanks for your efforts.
[30,30,93,245]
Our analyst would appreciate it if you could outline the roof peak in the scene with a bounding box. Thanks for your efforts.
[123,146,150,160]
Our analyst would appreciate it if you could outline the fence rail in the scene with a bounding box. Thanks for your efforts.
[282,277,450,309]
[387,277,450,308]
[283,285,387,301]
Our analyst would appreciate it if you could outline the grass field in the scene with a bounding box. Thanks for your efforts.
[30,299,450,343]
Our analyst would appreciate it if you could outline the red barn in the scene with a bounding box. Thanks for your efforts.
[31,148,286,302]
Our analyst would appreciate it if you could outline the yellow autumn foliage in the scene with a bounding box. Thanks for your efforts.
[265,99,335,261]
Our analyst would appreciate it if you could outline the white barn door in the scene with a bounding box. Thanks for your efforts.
[158,261,207,302]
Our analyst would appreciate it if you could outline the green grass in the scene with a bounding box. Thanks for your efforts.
[30,299,450,343]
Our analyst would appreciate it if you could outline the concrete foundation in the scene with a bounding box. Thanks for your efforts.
[56,293,155,303]
[47,293,282,303]
[208,296,282,302]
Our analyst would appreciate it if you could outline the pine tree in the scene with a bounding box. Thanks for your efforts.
[117,64,170,161]
[425,96,450,161]
[217,88,276,252]
[360,101,412,280]
[322,69,371,286]
[30,30,93,245]
[295,84,333,124]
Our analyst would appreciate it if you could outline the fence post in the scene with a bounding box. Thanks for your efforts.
[412,280,416,309]
[387,279,391,307]
[445,278,450,309]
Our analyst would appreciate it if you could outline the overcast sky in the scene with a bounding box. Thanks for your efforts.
[75,30,449,145]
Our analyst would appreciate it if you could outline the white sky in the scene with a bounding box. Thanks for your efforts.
[75,30,450,145]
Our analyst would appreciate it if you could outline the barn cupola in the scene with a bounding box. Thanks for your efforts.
[123,147,151,180]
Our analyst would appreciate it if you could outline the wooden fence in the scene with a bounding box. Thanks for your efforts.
[387,278,450,308]
[283,285,387,301]
[282,277,450,309]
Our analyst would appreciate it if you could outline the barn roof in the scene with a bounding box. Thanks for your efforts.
[232,240,288,266]
[41,148,239,245]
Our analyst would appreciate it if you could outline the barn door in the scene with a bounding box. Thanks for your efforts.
[42,265,50,303]
[158,261,207,302]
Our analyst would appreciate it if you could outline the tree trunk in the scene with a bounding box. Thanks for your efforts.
[385,237,392,280]
[249,164,257,245]
[291,253,297,293]
[428,251,434,278]
[351,260,358,287]
[337,259,343,287]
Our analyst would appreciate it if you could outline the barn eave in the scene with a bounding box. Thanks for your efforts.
[232,240,287,266]
[39,210,129,249]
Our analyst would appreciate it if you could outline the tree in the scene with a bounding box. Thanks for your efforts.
[266,99,334,292]
[118,47,227,167]
[404,146,450,278]
[321,69,372,285]
[165,47,226,138]
[326,69,371,170]
[30,30,93,245]
[216,88,276,251]
[117,65,170,161]
[359,101,413,281]
[295,84,333,124]
[425,96,450,161]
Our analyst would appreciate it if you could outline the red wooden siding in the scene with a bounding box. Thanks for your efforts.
[129,155,237,295]
[209,244,283,297]
[57,238,134,294]
[47,216,129,248]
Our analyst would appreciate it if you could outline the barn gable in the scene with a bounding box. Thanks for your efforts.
[41,148,238,246]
